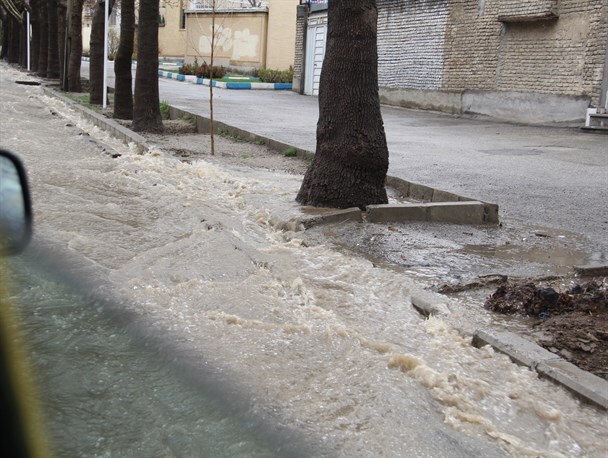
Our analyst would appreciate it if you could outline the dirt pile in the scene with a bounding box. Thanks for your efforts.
[485,282,608,378]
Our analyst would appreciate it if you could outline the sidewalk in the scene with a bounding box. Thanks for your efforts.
[83,62,608,251]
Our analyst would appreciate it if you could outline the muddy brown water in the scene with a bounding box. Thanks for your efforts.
[1,64,607,457]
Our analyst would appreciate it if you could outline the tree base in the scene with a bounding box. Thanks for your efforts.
[296,157,388,210]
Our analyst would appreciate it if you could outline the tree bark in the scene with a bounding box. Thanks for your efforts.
[0,5,10,59]
[37,0,48,76]
[113,0,134,119]
[7,16,20,63]
[46,0,59,78]
[58,2,66,83]
[89,0,113,104]
[20,12,27,68]
[30,0,40,72]
[296,0,389,209]
[67,0,83,91]
[133,0,162,132]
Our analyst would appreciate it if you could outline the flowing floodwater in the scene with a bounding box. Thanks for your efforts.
[1,65,606,457]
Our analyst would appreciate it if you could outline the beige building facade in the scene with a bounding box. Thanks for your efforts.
[160,0,298,70]
[159,1,189,57]
[294,0,608,124]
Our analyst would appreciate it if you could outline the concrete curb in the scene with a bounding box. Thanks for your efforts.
[411,296,608,410]
[472,329,608,410]
[385,176,499,225]
[41,87,150,153]
[367,201,493,225]
[574,264,608,277]
[298,208,363,229]
[158,70,292,91]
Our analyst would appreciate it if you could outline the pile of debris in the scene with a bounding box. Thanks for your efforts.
[485,282,608,378]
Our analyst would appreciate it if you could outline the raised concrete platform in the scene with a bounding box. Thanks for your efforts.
[473,329,608,410]
[367,201,493,225]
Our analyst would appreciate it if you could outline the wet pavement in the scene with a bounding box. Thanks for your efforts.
[3,62,607,457]
[82,61,607,254]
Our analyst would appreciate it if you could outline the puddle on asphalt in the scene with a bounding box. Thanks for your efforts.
[459,243,593,275]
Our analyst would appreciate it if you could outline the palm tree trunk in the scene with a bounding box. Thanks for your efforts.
[296,0,389,209]
[37,0,48,77]
[58,2,67,83]
[46,0,59,78]
[30,0,40,72]
[133,0,162,132]
[1,8,8,60]
[8,15,20,63]
[20,12,27,68]
[113,0,134,119]
[67,0,83,91]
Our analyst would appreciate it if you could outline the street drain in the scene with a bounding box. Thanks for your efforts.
[15,80,41,86]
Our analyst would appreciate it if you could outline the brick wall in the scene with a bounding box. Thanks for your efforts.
[498,0,558,21]
[374,0,606,107]
[441,0,503,91]
[292,5,307,92]
[293,6,306,77]
[377,0,449,90]
[495,0,606,104]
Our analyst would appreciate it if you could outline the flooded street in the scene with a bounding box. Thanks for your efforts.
[1,65,606,457]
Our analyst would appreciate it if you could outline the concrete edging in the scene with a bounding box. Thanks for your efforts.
[472,329,608,410]
[411,296,608,410]
[367,201,492,225]
[41,87,150,153]
[158,70,292,91]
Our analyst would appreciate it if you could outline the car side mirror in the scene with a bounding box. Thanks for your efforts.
[0,150,33,255]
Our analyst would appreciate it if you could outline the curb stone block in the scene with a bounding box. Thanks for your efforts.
[432,189,462,202]
[367,204,428,223]
[536,360,608,410]
[472,329,559,367]
[409,183,435,201]
[366,202,487,225]
[42,88,148,153]
[428,201,486,224]
[473,329,608,410]
[410,295,450,316]
[158,71,292,91]
[300,208,363,229]
[574,264,608,277]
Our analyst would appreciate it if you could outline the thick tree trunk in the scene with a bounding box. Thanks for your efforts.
[89,0,113,105]
[30,1,40,72]
[37,0,48,77]
[113,0,134,119]
[46,0,59,78]
[296,0,389,209]
[20,13,27,68]
[7,16,20,63]
[67,0,83,91]
[58,3,66,83]
[1,15,9,60]
[133,0,162,132]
